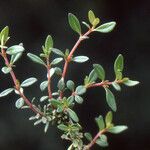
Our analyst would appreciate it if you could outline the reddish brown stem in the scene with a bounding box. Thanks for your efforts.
[60,29,93,98]
[1,49,43,116]
[87,81,112,89]
[46,57,53,99]
[84,129,106,150]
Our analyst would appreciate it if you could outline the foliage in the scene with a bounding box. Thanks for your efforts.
[0,10,139,150]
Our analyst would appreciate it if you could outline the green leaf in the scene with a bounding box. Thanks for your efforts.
[51,99,62,107]
[112,82,121,91]
[67,80,75,91]
[57,124,68,131]
[95,21,116,33]
[84,132,92,141]
[40,96,49,102]
[44,35,53,53]
[51,48,64,57]
[114,54,124,79]
[75,85,86,95]
[51,58,63,65]
[1,66,11,74]
[57,78,65,91]
[108,125,128,134]
[10,52,22,64]
[95,115,105,130]
[0,88,14,97]
[44,122,49,133]
[96,134,108,147]
[0,26,9,45]
[15,98,24,109]
[88,69,98,83]
[40,81,48,91]
[75,95,83,104]
[72,56,89,63]
[6,45,24,55]
[27,53,45,66]
[21,77,37,87]
[123,80,139,86]
[88,10,95,25]
[68,13,81,35]
[93,64,105,81]
[105,111,113,127]
[105,88,117,112]
[67,108,79,122]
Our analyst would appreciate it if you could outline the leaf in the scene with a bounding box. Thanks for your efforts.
[75,95,83,104]
[51,48,64,57]
[95,21,116,33]
[57,124,68,131]
[67,108,79,122]
[51,58,63,65]
[0,26,9,45]
[21,77,37,87]
[40,81,48,91]
[114,54,124,79]
[15,98,24,109]
[95,115,105,130]
[47,68,55,78]
[88,10,95,25]
[51,99,62,107]
[40,96,49,102]
[112,82,121,91]
[93,64,105,81]
[67,80,75,91]
[88,69,98,83]
[10,52,22,64]
[1,66,11,74]
[27,53,45,66]
[82,21,90,29]
[72,56,89,63]
[105,88,117,112]
[75,85,86,95]
[108,125,128,134]
[123,80,139,87]
[96,134,108,147]
[84,132,92,141]
[57,78,65,91]
[105,111,113,127]
[68,13,81,35]
[6,45,24,55]
[0,88,14,97]
[44,122,49,133]
[45,35,53,51]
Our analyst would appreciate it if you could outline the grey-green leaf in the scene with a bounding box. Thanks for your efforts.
[1,66,11,74]
[40,81,48,91]
[123,80,139,87]
[84,132,92,141]
[93,64,105,81]
[96,135,108,147]
[68,13,81,35]
[108,125,128,134]
[72,56,89,63]
[57,78,65,91]
[67,108,79,122]
[75,95,83,104]
[57,124,68,131]
[88,69,98,83]
[105,88,117,112]
[67,80,75,91]
[6,45,24,55]
[51,48,64,57]
[15,98,24,109]
[112,82,121,91]
[75,85,86,95]
[0,88,14,97]
[95,21,116,33]
[51,58,63,65]
[21,77,37,87]
[95,115,105,130]
[27,53,45,66]
[10,52,22,63]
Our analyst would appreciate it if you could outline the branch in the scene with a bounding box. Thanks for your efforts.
[60,28,93,98]
[46,57,53,99]
[1,48,44,116]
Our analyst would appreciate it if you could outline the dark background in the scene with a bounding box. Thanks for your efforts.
[0,0,149,150]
